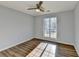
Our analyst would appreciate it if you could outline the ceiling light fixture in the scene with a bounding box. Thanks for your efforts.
[36,9,40,12]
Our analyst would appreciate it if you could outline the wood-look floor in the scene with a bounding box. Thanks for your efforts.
[0,38,78,57]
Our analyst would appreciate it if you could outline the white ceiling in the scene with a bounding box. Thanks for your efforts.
[0,1,78,16]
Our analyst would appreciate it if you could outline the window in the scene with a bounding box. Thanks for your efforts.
[44,17,57,38]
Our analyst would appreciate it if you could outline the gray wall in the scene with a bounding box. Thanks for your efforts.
[34,11,74,45]
[74,2,79,55]
[0,5,34,51]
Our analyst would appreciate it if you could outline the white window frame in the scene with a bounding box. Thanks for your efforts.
[43,17,57,39]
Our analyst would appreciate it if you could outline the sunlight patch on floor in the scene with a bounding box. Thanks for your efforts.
[27,42,56,57]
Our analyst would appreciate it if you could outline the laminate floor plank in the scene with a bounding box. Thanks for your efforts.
[0,39,78,57]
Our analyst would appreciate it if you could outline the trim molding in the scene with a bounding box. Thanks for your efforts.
[0,37,33,52]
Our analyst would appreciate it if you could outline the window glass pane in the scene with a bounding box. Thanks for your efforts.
[50,17,57,38]
[44,18,50,37]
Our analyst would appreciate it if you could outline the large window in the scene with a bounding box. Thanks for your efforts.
[44,17,57,38]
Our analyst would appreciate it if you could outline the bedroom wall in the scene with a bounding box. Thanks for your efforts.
[0,5,34,51]
[74,2,79,55]
[34,10,74,45]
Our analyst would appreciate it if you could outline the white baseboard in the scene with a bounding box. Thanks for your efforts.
[35,37,74,46]
[74,44,79,56]
[0,37,33,52]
